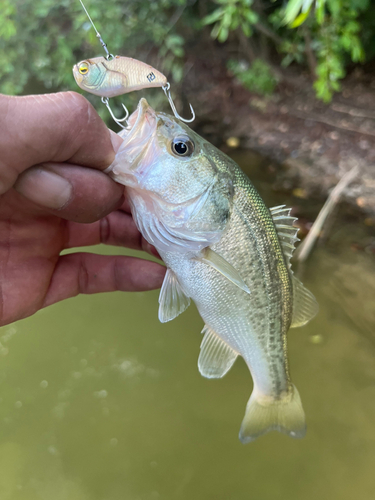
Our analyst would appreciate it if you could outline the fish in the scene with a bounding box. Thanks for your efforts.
[73,56,167,98]
[106,98,319,443]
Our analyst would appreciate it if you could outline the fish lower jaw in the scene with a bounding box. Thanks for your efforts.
[106,166,138,188]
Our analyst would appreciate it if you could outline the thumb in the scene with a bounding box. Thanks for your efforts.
[0,92,122,195]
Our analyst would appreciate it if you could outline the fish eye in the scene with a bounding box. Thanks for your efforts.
[171,137,194,157]
[78,62,89,75]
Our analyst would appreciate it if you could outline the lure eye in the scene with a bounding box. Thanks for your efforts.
[78,63,89,75]
[171,137,194,157]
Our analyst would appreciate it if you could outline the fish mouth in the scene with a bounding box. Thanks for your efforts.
[119,98,157,144]
[107,98,158,185]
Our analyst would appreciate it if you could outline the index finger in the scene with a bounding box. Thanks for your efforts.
[0,92,122,194]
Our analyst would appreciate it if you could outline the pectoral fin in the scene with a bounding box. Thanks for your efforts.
[198,325,238,378]
[158,269,190,323]
[199,248,250,294]
[290,276,319,327]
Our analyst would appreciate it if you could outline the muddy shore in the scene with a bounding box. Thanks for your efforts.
[182,49,375,220]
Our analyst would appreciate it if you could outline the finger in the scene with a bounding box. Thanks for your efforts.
[14,162,124,223]
[42,253,166,308]
[0,92,123,194]
[119,193,132,213]
[65,210,159,257]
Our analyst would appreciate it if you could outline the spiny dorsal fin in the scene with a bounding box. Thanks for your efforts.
[198,248,250,294]
[158,269,190,323]
[290,276,319,328]
[198,325,238,379]
[270,205,300,269]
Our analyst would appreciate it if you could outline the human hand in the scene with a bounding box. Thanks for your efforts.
[0,92,165,327]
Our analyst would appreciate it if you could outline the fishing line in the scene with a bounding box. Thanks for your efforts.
[79,0,113,60]
[76,0,195,125]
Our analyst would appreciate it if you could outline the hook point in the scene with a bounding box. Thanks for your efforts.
[162,83,195,123]
[101,97,129,129]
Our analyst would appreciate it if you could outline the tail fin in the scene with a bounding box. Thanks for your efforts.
[239,384,306,444]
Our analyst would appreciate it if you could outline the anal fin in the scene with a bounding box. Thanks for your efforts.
[198,325,238,379]
[198,247,250,294]
[291,276,319,328]
[158,269,190,323]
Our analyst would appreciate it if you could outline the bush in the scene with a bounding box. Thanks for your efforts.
[228,59,278,95]
[1,0,375,104]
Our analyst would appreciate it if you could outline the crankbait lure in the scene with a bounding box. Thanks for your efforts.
[73,0,195,128]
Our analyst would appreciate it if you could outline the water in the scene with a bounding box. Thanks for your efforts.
[1,151,375,500]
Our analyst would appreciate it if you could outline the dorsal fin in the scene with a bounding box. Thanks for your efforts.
[269,205,299,269]
[198,325,238,379]
[290,276,319,327]
[270,206,318,326]
[158,269,190,323]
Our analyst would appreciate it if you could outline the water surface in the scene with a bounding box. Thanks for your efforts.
[1,151,374,500]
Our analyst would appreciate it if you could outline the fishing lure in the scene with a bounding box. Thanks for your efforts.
[73,0,195,128]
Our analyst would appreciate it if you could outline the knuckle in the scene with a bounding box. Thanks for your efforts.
[61,92,106,145]
[64,91,92,126]
[100,216,110,244]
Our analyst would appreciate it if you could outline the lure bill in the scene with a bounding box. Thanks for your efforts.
[73,56,168,98]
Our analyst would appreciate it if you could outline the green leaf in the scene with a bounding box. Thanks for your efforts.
[211,23,221,39]
[289,8,311,27]
[218,26,229,42]
[283,0,304,25]
[281,53,294,67]
[316,1,325,24]
[244,10,258,24]
[242,23,252,37]
[202,8,224,26]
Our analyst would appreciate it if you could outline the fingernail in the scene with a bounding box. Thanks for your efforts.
[14,167,73,209]
[109,130,124,153]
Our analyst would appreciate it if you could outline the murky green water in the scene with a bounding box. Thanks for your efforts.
[1,151,375,500]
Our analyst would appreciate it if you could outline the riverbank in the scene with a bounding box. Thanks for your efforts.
[182,46,375,219]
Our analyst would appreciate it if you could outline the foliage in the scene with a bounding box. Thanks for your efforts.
[0,0,188,99]
[276,0,367,101]
[228,59,278,95]
[283,0,317,26]
[204,0,372,102]
[202,0,258,42]
[313,5,365,101]
[1,0,375,106]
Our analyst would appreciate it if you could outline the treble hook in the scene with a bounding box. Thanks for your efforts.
[101,97,129,129]
[162,83,195,123]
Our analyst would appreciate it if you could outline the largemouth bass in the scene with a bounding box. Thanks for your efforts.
[106,99,318,443]
[73,56,167,98]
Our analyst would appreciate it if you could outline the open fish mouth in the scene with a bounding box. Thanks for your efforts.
[118,98,157,155]
[106,98,157,185]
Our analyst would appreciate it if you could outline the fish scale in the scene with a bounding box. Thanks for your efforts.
[107,98,319,443]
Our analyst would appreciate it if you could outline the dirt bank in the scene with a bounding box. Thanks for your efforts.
[183,49,375,219]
